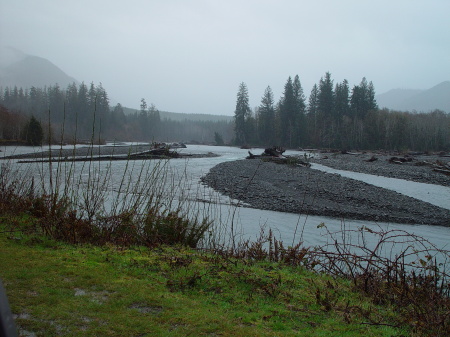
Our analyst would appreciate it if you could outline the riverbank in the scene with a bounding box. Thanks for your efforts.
[310,151,450,187]
[0,143,218,162]
[0,222,408,336]
[201,157,450,226]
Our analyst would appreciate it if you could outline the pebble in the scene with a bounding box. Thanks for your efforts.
[201,157,450,227]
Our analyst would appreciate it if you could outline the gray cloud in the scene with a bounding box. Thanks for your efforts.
[1,0,449,115]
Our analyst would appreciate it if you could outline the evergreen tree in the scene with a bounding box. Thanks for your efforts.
[234,82,251,145]
[47,84,65,125]
[65,83,78,131]
[29,86,47,121]
[77,82,89,135]
[334,80,350,147]
[293,75,306,112]
[84,82,97,139]
[279,76,297,147]
[350,77,377,119]
[334,79,350,120]
[148,103,161,140]
[214,132,224,145]
[2,88,12,108]
[257,86,275,146]
[293,75,306,146]
[245,110,258,145]
[24,115,44,146]
[139,98,149,140]
[110,103,127,139]
[317,72,335,147]
[317,72,334,120]
[367,81,378,111]
[95,83,110,137]
[307,84,319,146]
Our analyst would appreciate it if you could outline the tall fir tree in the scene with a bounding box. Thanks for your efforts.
[65,83,78,132]
[47,84,64,125]
[234,82,251,145]
[95,83,110,137]
[139,98,149,139]
[317,72,334,120]
[24,115,44,146]
[367,81,378,111]
[148,103,161,140]
[334,79,350,120]
[293,75,306,146]
[257,86,275,146]
[317,72,335,147]
[307,84,319,146]
[279,77,297,147]
[350,77,378,119]
[77,82,89,136]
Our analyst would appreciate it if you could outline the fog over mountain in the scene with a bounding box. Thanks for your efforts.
[376,81,450,113]
[1,47,449,115]
[0,46,78,89]
[0,47,231,121]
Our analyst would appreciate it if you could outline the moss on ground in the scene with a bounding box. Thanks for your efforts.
[0,221,408,337]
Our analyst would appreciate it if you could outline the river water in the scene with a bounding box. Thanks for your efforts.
[2,144,450,259]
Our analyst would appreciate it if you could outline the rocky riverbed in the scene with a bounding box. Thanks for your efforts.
[310,152,450,187]
[201,153,450,227]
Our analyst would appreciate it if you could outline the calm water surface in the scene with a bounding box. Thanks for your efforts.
[3,144,450,256]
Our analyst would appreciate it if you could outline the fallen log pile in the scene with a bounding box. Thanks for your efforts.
[246,147,311,167]
[415,159,450,176]
[364,155,378,162]
[129,147,180,159]
[388,156,413,164]
[384,154,450,176]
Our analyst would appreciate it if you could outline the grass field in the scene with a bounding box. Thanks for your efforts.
[0,220,407,337]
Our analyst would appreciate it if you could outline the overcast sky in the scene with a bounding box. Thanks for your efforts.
[1,0,449,115]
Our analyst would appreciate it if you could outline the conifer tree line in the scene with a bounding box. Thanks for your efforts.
[234,72,449,151]
[0,83,233,145]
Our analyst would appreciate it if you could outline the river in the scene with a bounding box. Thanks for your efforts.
[2,143,450,258]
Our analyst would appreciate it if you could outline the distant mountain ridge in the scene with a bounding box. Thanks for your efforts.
[2,47,447,116]
[0,47,233,121]
[0,47,78,89]
[376,81,450,113]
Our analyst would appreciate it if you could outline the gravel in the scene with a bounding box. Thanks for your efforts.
[1,144,216,161]
[310,152,450,187]
[201,154,450,227]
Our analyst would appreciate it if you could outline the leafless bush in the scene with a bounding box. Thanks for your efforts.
[0,144,213,248]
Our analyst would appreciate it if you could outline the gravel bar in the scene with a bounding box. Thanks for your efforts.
[310,152,450,187]
[201,156,450,227]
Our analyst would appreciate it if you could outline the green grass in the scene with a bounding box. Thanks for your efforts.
[0,220,408,337]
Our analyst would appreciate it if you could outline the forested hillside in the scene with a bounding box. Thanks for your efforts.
[1,73,449,151]
[0,83,233,145]
[234,73,449,151]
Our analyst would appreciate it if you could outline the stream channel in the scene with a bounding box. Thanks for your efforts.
[3,144,450,261]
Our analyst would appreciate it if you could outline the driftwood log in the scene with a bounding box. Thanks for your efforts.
[247,147,285,159]
[388,156,413,165]
[341,150,363,155]
[389,155,450,176]
[433,168,450,176]
[129,147,180,158]
[246,147,310,167]
[247,146,286,159]
[263,147,285,157]
[364,155,378,162]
